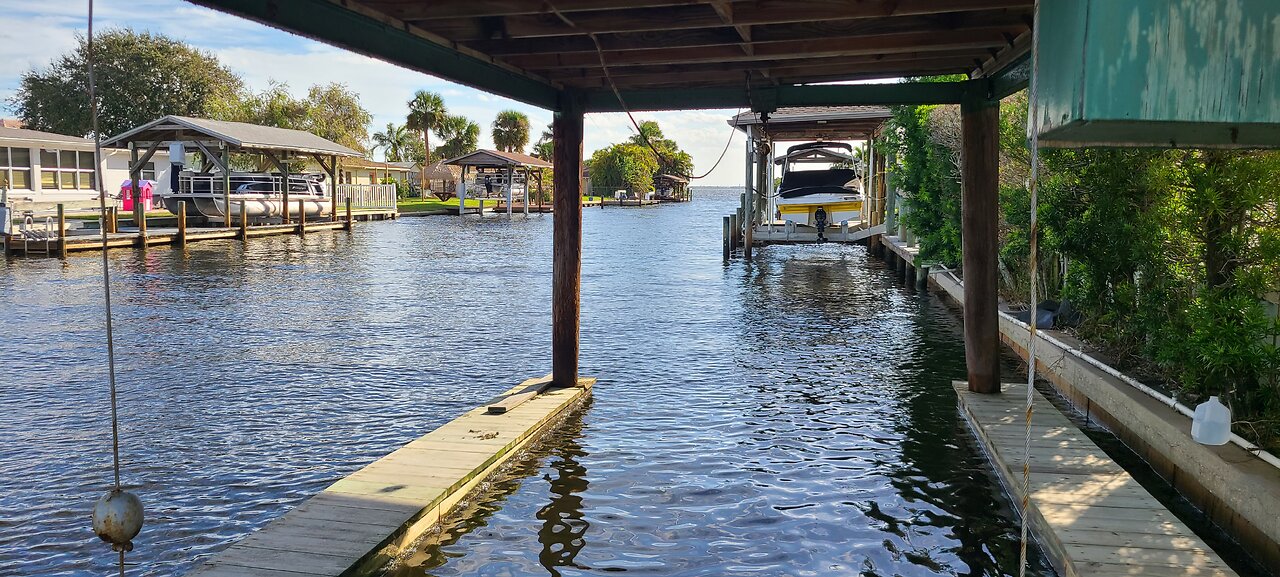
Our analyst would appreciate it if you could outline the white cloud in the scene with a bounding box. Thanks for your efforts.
[0,0,762,185]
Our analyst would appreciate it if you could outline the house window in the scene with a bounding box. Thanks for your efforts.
[0,146,32,189]
[141,162,157,182]
[39,148,95,190]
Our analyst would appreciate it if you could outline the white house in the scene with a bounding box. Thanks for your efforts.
[0,125,171,210]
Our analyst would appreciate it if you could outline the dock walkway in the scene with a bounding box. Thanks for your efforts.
[186,377,593,577]
[955,382,1237,577]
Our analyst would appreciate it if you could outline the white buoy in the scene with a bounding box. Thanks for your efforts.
[1191,396,1231,446]
[92,489,144,552]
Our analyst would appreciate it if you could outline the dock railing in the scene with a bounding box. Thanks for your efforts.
[336,183,397,211]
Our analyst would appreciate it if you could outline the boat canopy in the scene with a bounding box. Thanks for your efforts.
[777,168,859,199]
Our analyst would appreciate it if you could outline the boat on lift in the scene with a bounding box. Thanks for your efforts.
[161,172,332,222]
[773,142,863,240]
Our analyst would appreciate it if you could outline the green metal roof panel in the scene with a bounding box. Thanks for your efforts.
[1037,0,1280,148]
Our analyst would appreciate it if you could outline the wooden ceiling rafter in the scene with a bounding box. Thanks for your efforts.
[402,0,1033,40]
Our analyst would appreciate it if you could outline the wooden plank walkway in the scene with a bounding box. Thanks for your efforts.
[185,377,593,577]
[955,382,1238,577]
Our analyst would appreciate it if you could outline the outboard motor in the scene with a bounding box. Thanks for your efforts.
[814,206,828,242]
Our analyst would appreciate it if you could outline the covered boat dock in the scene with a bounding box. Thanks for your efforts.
[447,149,551,216]
[101,115,386,229]
[166,1,1280,575]
[726,105,893,252]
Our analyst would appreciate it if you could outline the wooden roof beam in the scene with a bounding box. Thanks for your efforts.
[409,0,1032,39]
[509,28,1019,69]
[545,50,997,81]
[708,0,753,56]
[467,11,1031,55]
[364,0,708,20]
[570,57,980,89]
[584,80,977,112]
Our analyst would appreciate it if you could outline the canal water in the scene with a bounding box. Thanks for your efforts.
[2,188,1046,576]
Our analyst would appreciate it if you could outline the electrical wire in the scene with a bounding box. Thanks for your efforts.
[546,0,742,182]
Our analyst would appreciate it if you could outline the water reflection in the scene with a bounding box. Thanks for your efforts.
[536,414,590,576]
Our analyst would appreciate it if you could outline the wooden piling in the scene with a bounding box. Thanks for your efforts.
[56,204,66,259]
[177,202,187,248]
[298,199,306,236]
[960,94,1001,394]
[551,90,585,388]
[345,198,353,230]
[722,215,731,261]
[239,201,248,240]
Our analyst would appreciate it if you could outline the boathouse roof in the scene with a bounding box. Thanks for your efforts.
[730,106,893,141]
[0,126,93,147]
[103,115,363,158]
[445,149,552,169]
[190,1,1035,112]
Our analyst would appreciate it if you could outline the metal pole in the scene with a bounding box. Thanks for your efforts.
[280,156,290,225]
[743,126,754,259]
[506,165,513,217]
[218,146,230,229]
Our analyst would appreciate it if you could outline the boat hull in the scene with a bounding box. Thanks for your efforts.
[776,196,862,227]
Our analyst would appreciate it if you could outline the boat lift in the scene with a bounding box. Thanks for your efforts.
[723,106,893,258]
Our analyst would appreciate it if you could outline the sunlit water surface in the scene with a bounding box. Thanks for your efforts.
[2,188,1059,576]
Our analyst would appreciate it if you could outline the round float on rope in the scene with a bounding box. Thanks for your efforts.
[92,489,144,552]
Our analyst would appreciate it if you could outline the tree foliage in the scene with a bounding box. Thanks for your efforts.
[373,122,414,162]
[433,115,480,162]
[589,143,659,193]
[491,110,531,153]
[532,123,554,161]
[887,80,1280,450]
[215,81,371,155]
[629,120,694,177]
[12,29,242,137]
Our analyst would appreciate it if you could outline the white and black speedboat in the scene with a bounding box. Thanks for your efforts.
[773,142,863,240]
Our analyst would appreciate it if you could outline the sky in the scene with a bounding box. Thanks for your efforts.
[0,0,752,185]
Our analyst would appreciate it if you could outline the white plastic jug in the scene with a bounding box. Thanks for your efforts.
[1191,396,1231,446]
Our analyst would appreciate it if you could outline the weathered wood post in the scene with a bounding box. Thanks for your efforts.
[177,201,187,248]
[722,215,731,261]
[298,199,306,236]
[329,155,339,222]
[56,204,66,259]
[239,201,248,241]
[551,90,585,387]
[961,91,1001,394]
[345,197,353,230]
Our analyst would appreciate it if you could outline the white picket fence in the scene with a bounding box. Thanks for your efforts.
[336,183,397,210]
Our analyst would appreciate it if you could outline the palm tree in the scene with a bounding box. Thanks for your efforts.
[491,110,531,153]
[532,123,553,160]
[405,90,447,189]
[372,122,410,162]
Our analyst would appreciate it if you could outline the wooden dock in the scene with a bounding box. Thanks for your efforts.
[185,376,593,577]
[4,208,396,258]
[955,382,1238,577]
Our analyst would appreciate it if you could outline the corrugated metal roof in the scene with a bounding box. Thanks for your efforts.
[102,115,363,157]
[445,149,552,168]
[0,126,93,147]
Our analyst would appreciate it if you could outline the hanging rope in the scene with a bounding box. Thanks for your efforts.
[1019,2,1043,576]
[86,1,142,574]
